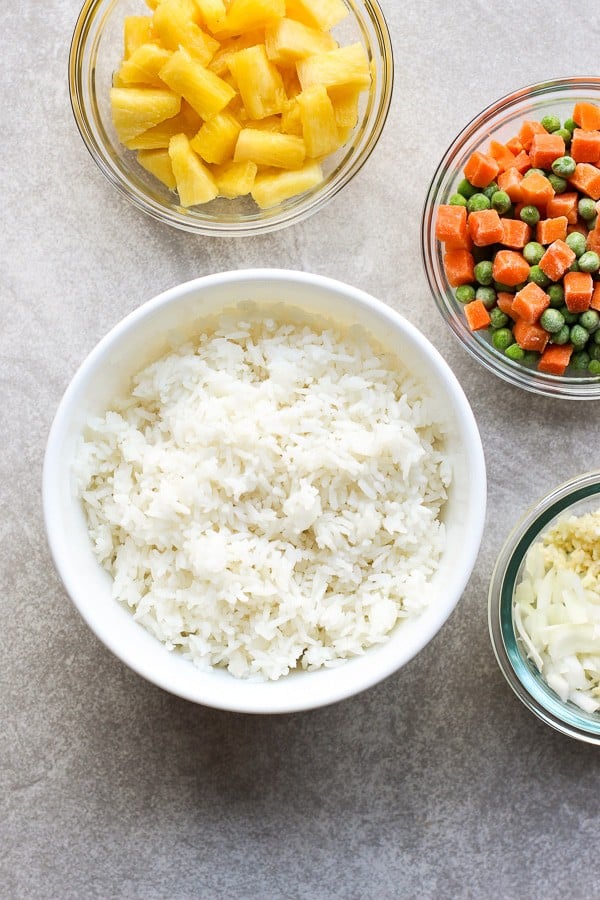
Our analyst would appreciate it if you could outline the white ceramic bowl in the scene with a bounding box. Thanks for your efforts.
[43,269,486,713]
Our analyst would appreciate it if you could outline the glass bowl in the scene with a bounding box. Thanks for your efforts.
[69,0,393,236]
[422,77,600,399]
[489,470,600,744]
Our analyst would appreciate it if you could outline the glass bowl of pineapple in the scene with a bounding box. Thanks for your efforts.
[69,0,393,236]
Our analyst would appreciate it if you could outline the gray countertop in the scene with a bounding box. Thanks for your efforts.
[3,1,600,898]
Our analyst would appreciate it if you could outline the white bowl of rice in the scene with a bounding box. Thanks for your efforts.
[43,269,486,713]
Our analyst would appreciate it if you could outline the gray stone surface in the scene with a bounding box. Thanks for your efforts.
[3,1,600,898]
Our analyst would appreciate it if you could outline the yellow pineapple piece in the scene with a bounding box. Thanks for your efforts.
[337,125,353,145]
[190,111,242,164]
[159,48,236,119]
[123,16,154,58]
[251,160,322,207]
[280,65,301,99]
[125,102,202,149]
[265,18,336,65]
[217,0,285,37]
[229,45,286,119]
[153,0,218,66]
[118,43,173,87]
[168,133,219,206]
[145,0,160,9]
[297,84,340,158]
[234,129,305,168]
[281,99,302,135]
[137,148,177,188]
[193,0,227,33]
[296,43,371,91]
[110,87,181,143]
[246,114,282,132]
[212,159,258,197]
[209,30,265,77]
[328,84,361,128]
[285,0,348,31]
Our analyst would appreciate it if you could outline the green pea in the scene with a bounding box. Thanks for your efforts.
[555,128,572,146]
[570,324,590,348]
[570,259,581,272]
[559,304,579,325]
[483,182,499,200]
[467,193,491,213]
[588,359,600,375]
[476,286,497,309]
[522,351,540,365]
[457,178,478,199]
[579,309,600,332]
[566,231,587,257]
[564,118,577,134]
[528,265,550,288]
[547,284,564,307]
[578,251,600,273]
[520,205,540,226]
[449,193,468,207]
[551,156,576,177]
[590,344,600,361]
[524,168,547,179]
[455,284,476,303]
[589,215,598,231]
[578,197,597,221]
[572,350,591,370]
[541,114,561,133]
[474,260,494,285]
[489,307,509,329]
[540,308,565,333]
[491,190,511,214]
[505,343,525,362]
[548,173,567,194]
[595,329,600,345]
[523,241,545,265]
[492,328,515,351]
[551,324,571,345]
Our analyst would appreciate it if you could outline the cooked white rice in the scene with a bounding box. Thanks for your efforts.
[75,311,451,681]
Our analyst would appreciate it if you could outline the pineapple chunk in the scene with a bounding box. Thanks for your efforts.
[123,16,154,58]
[153,0,218,66]
[190,111,242,164]
[297,84,339,158]
[159,48,236,119]
[265,18,337,65]
[285,0,348,31]
[137,148,177,188]
[234,129,305,168]
[209,30,266,77]
[328,84,361,128]
[217,0,285,37]
[281,100,303,136]
[125,102,202,149]
[118,43,172,87]
[110,87,181,143]
[251,160,322,207]
[297,43,371,91]
[246,114,282,132]
[193,0,227,33]
[212,159,258,197]
[168,133,219,206]
[229,44,286,119]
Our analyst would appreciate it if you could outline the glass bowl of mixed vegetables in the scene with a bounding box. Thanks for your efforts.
[422,78,600,398]
[489,471,600,744]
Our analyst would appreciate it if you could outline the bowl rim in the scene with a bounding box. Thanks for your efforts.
[488,469,600,744]
[421,76,600,399]
[43,268,487,713]
[68,0,395,236]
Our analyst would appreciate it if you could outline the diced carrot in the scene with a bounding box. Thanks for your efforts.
[488,140,516,173]
[463,151,500,188]
[571,128,600,164]
[569,163,600,201]
[497,292,517,318]
[539,239,576,281]
[538,343,574,375]
[591,282,600,311]
[501,218,531,248]
[506,136,523,155]
[546,191,578,224]
[573,101,600,132]
[564,270,594,312]
[536,216,568,245]
[567,222,588,236]
[464,299,491,331]
[436,204,471,249]
[498,167,524,202]
[468,208,504,246]
[513,319,549,353]
[518,120,547,151]
[513,202,525,219]
[520,171,555,207]
[444,249,475,286]
[586,226,600,254]
[529,133,565,169]
[512,281,550,324]
[492,250,530,286]
[507,150,531,174]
